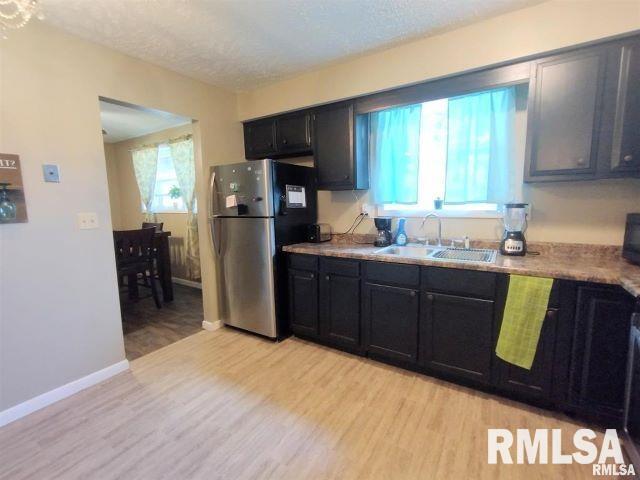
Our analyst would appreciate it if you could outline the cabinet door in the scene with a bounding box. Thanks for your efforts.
[610,40,640,174]
[362,282,419,364]
[288,268,319,337]
[421,292,495,384]
[320,273,361,349]
[495,308,558,401]
[570,285,634,424]
[525,48,607,181]
[276,113,311,155]
[313,103,354,190]
[244,119,276,159]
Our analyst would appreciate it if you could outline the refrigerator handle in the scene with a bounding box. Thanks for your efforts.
[208,169,216,219]
[209,217,222,257]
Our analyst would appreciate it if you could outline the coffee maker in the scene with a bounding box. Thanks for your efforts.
[500,203,528,256]
[374,217,393,247]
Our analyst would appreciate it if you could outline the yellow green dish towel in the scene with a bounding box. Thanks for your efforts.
[496,274,553,370]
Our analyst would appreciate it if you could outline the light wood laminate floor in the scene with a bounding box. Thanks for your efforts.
[0,328,607,479]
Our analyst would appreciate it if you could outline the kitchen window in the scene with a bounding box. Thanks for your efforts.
[371,85,524,217]
[149,144,187,213]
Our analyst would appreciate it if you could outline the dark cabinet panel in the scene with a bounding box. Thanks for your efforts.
[525,48,608,181]
[609,40,640,175]
[421,292,495,384]
[244,119,276,160]
[495,308,558,400]
[363,282,419,364]
[276,113,312,155]
[313,102,369,190]
[570,285,634,424]
[288,268,319,337]
[320,273,361,349]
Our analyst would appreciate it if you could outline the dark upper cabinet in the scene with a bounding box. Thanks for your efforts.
[421,292,495,384]
[524,47,608,181]
[244,112,311,160]
[244,119,276,160]
[313,102,369,190]
[495,308,558,401]
[288,268,319,337]
[569,285,634,425]
[276,112,312,155]
[319,258,361,351]
[362,282,419,364]
[607,39,640,175]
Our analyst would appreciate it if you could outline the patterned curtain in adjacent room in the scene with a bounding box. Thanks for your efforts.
[131,145,159,222]
[169,135,200,281]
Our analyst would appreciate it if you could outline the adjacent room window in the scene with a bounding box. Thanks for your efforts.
[371,85,521,215]
[149,144,187,213]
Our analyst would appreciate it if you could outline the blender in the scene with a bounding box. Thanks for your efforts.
[501,203,528,256]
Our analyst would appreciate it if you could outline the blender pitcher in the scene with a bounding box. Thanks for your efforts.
[501,203,528,256]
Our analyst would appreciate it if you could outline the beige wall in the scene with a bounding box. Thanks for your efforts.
[238,0,640,245]
[103,124,197,281]
[0,23,243,411]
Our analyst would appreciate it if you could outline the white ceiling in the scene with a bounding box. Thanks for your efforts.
[99,100,191,143]
[41,0,540,91]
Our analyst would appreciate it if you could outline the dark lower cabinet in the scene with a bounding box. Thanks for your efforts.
[320,272,361,350]
[362,282,419,364]
[421,292,495,384]
[288,268,319,337]
[570,285,635,425]
[495,308,558,401]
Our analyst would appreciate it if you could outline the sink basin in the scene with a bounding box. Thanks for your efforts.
[374,245,435,258]
[374,245,497,264]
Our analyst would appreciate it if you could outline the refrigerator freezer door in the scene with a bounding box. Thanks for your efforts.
[211,159,273,217]
[215,216,277,338]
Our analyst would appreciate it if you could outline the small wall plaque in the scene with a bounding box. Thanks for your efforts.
[0,153,28,223]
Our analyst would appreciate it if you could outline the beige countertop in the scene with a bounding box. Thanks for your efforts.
[283,240,640,298]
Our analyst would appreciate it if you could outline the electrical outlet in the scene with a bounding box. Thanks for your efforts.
[77,212,99,230]
[361,203,375,216]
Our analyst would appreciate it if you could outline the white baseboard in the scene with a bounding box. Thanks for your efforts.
[172,277,202,289]
[202,320,222,331]
[0,359,129,428]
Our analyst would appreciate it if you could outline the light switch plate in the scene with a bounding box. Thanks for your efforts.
[43,164,60,182]
[77,212,99,230]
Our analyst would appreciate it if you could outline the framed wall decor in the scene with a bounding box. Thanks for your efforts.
[0,153,28,223]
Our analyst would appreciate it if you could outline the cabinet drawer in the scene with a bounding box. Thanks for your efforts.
[288,254,318,271]
[364,261,420,287]
[421,267,497,299]
[320,257,360,277]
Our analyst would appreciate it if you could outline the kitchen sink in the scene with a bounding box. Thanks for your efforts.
[374,244,497,264]
[374,245,436,258]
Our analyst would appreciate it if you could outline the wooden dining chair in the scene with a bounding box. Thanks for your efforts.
[113,227,161,308]
[142,222,164,232]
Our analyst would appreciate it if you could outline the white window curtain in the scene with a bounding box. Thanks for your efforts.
[169,136,200,281]
[131,146,159,222]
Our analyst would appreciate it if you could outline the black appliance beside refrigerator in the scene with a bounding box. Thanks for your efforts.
[209,159,317,340]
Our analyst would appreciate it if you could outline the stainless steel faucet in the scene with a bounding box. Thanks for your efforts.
[420,213,442,247]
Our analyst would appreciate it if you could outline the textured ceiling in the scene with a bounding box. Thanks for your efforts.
[100,100,191,143]
[42,0,540,91]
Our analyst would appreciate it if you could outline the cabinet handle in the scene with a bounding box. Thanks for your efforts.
[325,275,330,280]
[309,274,314,279]
[623,154,634,163]
[576,157,585,166]
[427,294,434,301]
[283,139,288,145]
[343,175,350,180]
[546,309,557,321]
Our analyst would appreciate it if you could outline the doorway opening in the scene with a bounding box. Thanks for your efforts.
[100,97,204,360]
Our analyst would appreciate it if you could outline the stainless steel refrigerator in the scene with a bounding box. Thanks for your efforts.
[209,159,317,339]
